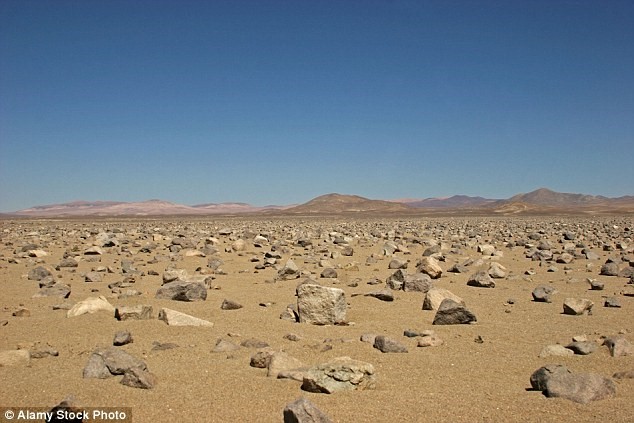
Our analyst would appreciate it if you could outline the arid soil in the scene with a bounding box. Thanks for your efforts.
[0,216,632,422]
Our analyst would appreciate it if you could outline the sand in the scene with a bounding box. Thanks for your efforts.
[0,216,632,422]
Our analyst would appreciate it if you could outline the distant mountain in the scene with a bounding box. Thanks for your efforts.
[283,193,412,214]
[9,188,634,217]
[395,195,496,208]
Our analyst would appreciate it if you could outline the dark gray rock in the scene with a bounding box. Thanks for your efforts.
[320,268,338,279]
[566,341,597,355]
[600,262,619,276]
[432,299,477,325]
[120,365,157,389]
[544,372,616,404]
[364,290,394,302]
[604,297,621,308]
[532,285,556,303]
[113,331,133,346]
[530,364,573,391]
[83,347,147,379]
[32,283,71,298]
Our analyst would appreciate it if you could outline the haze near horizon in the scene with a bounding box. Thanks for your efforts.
[1,1,633,212]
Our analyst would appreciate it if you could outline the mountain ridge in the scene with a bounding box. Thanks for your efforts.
[8,188,634,217]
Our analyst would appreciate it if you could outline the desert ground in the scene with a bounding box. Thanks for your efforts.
[0,215,632,422]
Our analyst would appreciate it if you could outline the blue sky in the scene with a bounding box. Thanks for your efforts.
[1,0,633,211]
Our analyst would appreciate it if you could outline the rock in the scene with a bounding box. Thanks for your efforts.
[600,262,620,276]
[478,244,496,256]
[250,349,275,368]
[422,287,464,311]
[588,279,604,290]
[417,335,444,347]
[360,333,377,344]
[532,285,556,303]
[220,299,243,310]
[604,297,621,308]
[386,269,405,290]
[115,305,153,320]
[157,308,213,327]
[241,338,270,348]
[566,341,597,355]
[155,281,207,301]
[403,273,433,293]
[432,299,477,325]
[466,270,496,288]
[277,259,301,280]
[0,349,30,366]
[67,296,115,318]
[563,298,593,316]
[12,308,30,317]
[162,269,189,284]
[83,347,147,378]
[373,335,408,353]
[530,364,572,391]
[267,351,304,378]
[364,289,394,302]
[32,283,71,298]
[151,341,179,351]
[388,258,408,269]
[120,365,157,389]
[320,268,337,278]
[488,262,507,279]
[283,398,333,423]
[544,372,616,404]
[603,336,633,357]
[212,339,240,353]
[84,271,104,283]
[231,239,246,252]
[28,265,54,281]
[301,357,376,394]
[416,257,442,279]
[58,258,79,268]
[539,345,575,358]
[297,284,347,325]
[113,331,133,346]
[84,246,104,255]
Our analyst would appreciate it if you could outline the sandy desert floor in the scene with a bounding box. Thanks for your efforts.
[0,216,632,422]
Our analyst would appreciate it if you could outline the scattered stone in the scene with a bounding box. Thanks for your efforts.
[360,334,377,344]
[83,347,147,379]
[283,333,302,342]
[600,262,620,276]
[364,289,394,302]
[403,273,433,293]
[84,271,104,283]
[320,268,337,278]
[543,372,616,404]
[115,305,153,320]
[155,281,207,302]
[388,258,408,269]
[562,298,593,316]
[603,336,633,357]
[278,259,301,280]
[33,283,71,298]
[587,279,604,290]
[466,271,496,288]
[532,285,556,303]
[417,335,444,347]
[566,341,597,355]
[28,265,54,281]
[157,308,213,327]
[221,299,243,310]
[267,351,304,378]
[604,297,621,308]
[151,341,179,351]
[422,287,464,311]
[432,299,477,325]
[250,349,275,368]
[373,335,408,353]
[120,365,157,389]
[488,262,507,279]
[67,296,115,318]
[241,338,270,348]
[297,284,347,325]
[12,308,30,317]
[212,339,241,353]
[416,257,443,279]
[301,357,376,394]
[111,331,132,346]
[283,397,333,423]
[613,370,634,379]
[530,364,572,391]
[539,344,575,358]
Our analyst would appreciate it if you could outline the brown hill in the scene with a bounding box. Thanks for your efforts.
[283,193,412,214]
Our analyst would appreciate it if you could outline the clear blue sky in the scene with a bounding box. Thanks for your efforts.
[1,0,633,211]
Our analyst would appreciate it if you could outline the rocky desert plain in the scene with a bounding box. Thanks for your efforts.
[1,190,633,422]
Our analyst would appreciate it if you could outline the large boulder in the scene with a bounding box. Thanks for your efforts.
[301,357,376,394]
[545,372,616,404]
[83,347,147,379]
[297,284,346,325]
[155,281,207,302]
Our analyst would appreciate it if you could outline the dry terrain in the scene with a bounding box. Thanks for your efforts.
[0,215,632,422]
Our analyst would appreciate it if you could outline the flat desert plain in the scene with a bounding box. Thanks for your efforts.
[0,216,632,422]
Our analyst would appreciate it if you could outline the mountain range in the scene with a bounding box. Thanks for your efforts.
[5,188,634,217]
